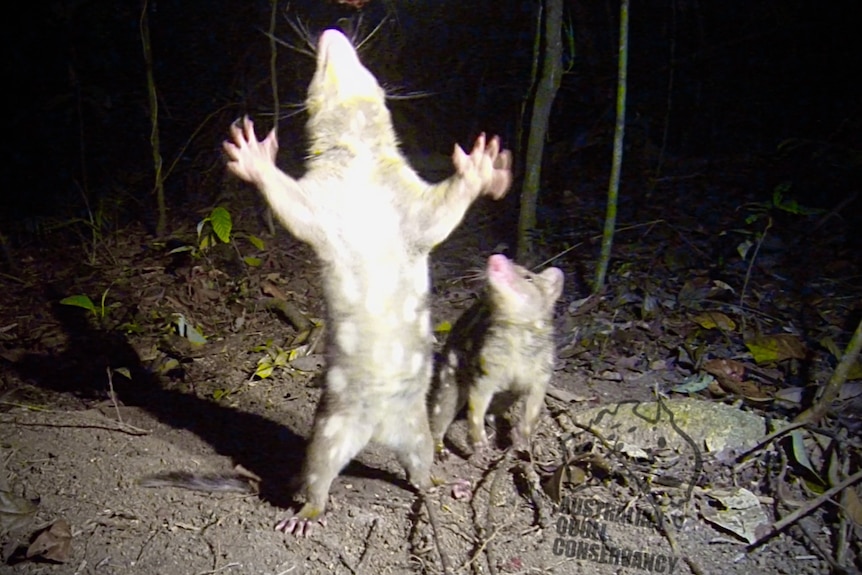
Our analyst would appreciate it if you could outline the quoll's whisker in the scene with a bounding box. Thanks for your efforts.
[284,17,317,55]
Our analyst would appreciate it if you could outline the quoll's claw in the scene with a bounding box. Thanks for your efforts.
[434,442,452,462]
[451,133,512,200]
[275,504,326,538]
[223,116,281,183]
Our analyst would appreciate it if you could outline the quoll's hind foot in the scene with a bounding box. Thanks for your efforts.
[511,430,530,455]
[468,442,498,466]
[275,503,326,538]
[434,441,452,462]
[467,425,498,463]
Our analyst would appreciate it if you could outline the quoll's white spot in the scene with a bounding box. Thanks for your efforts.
[364,267,398,315]
[336,323,358,355]
[418,309,431,336]
[323,415,344,439]
[447,351,458,368]
[412,261,429,294]
[402,295,418,322]
[391,341,405,365]
[410,352,425,375]
[365,290,385,315]
[327,367,348,393]
[330,431,362,464]
[433,405,441,415]
[386,310,401,328]
[307,473,318,485]
[339,271,361,304]
[372,342,388,366]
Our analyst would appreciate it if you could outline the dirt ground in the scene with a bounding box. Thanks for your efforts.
[1,149,860,574]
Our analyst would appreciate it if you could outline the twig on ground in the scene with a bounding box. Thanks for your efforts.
[423,491,453,575]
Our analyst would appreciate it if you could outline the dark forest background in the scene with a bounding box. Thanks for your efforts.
[5,0,860,239]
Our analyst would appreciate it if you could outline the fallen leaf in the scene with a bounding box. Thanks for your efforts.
[26,518,72,563]
[671,373,714,394]
[692,311,736,331]
[704,358,746,382]
[843,486,862,526]
[745,334,806,364]
[700,488,770,544]
[678,278,733,309]
[0,490,39,532]
[790,430,823,484]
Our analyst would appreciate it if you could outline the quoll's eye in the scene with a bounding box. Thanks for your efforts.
[522,274,534,282]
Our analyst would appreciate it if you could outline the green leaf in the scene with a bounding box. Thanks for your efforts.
[210,207,233,244]
[244,256,262,267]
[273,349,290,367]
[199,233,212,250]
[772,182,790,207]
[183,324,207,345]
[745,334,806,364]
[434,320,453,334]
[156,357,180,374]
[60,295,96,315]
[255,363,274,379]
[247,234,265,250]
[790,430,823,484]
[113,367,132,379]
[173,314,207,345]
[168,244,194,255]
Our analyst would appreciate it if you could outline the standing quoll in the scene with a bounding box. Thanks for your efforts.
[223,29,512,536]
[429,254,564,456]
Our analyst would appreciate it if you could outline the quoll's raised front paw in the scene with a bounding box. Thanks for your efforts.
[451,133,513,200]
[275,503,326,538]
[223,116,279,185]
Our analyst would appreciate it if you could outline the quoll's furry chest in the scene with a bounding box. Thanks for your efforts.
[322,245,433,395]
[475,319,555,392]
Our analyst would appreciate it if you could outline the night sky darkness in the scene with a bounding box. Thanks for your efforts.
[5,0,860,234]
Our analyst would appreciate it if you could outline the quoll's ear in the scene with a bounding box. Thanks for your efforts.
[540,267,565,303]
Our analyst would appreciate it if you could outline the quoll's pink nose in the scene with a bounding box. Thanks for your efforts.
[488,254,509,270]
[487,254,512,278]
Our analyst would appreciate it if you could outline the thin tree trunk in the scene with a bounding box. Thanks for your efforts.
[517,0,564,263]
[593,0,629,292]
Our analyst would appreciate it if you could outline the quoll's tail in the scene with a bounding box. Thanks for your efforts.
[138,471,259,494]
